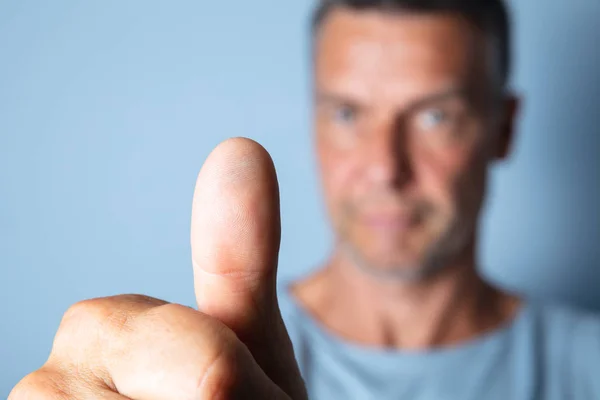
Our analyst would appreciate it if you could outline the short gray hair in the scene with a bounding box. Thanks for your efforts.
[311,0,512,91]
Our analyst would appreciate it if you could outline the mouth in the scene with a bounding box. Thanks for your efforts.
[361,213,414,232]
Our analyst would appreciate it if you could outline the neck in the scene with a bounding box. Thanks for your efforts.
[293,244,520,350]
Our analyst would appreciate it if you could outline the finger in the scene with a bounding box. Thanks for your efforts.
[190,137,305,398]
[102,303,289,400]
[41,298,288,400]
[8,367,132,400]
[191,137,281,333]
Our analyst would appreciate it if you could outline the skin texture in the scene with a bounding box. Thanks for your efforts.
[292,8,521,349]
[9,138,307,400]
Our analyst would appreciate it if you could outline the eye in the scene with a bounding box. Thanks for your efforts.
[332,104,357,125]
[416,108,448,130]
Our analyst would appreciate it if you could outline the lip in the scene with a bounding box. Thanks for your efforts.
[362,214,412,231]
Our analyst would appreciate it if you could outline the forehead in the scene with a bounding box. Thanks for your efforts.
[314,8,486,101]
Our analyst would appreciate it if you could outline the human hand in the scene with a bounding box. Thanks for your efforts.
[9,138,307,400]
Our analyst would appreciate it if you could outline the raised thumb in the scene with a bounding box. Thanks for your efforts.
[191,137,305,398]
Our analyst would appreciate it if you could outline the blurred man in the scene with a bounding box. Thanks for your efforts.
[10,0,600,399]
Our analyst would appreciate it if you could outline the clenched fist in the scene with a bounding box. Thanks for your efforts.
[9,138,307,400]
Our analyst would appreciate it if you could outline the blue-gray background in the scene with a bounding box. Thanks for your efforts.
[1,0,599,395]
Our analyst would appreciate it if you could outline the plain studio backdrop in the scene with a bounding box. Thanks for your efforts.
[0,0,599,395]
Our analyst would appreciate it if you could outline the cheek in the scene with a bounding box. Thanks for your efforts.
[414,144,475,212]
[317,144,362,214]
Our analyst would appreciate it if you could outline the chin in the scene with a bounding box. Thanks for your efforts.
[342,243,440,282]
[359,260,441,283]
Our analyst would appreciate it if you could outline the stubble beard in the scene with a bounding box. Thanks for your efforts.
[339,211,476,284]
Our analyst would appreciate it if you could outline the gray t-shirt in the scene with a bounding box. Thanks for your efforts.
[278,284,600,400]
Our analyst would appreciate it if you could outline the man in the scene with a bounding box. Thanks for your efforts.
[10,0,600,399]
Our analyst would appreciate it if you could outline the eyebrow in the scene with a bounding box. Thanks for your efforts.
[407,87,469,111]
[315,86,468,110]
[315,92,363,108]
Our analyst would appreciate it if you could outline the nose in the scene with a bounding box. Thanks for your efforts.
[364,116,413,188]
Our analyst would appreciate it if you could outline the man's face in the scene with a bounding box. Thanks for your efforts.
[314,9,516,280]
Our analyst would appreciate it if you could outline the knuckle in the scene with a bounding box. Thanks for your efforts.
[52,299,108,355]
[100,294,168,333]
[53,295,164,358]
[151,302,193,317]
[61,298,109,329]
[197,333,248,400]
[59,295,165,337]
[147,303,207,333]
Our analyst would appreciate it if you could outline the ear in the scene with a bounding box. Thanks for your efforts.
[494,94,521,161]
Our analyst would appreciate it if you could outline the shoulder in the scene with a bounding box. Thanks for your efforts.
[528,301,600,390]
[531,300,600,339]
[524,300,600,352]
